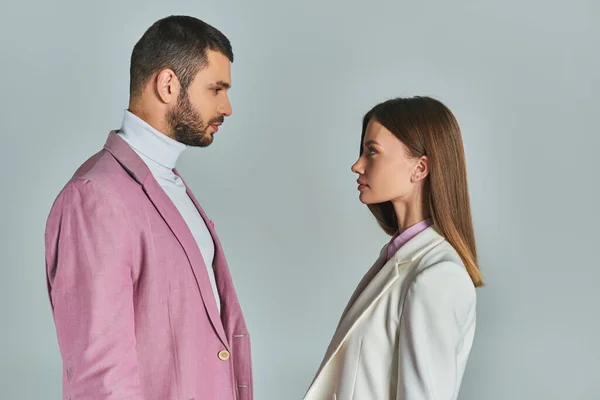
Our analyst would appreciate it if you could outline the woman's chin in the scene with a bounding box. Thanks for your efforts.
[358,192,374,205]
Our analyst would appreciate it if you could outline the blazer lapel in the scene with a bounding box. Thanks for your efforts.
[103,132,230,349]
[141,177,230,349]
[336,247,388,324]
[310,227,446,385]
[173,169,247,338]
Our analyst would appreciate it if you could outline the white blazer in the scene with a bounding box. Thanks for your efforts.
[304,227,476,400]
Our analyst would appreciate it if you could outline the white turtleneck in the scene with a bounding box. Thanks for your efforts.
[117,110,220,314]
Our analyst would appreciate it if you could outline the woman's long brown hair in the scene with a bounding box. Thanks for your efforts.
[361,96,484,287]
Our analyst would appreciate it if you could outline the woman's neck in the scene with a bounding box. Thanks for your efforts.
[392,199,430,233]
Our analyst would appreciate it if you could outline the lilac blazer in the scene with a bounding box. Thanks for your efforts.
[45,132,253,400]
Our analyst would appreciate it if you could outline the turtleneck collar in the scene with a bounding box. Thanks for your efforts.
[118,110,186,170]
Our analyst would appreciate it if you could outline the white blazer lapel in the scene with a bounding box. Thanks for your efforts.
[307,227,446,392]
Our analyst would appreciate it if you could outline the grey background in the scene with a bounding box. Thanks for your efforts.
[1,0,598,399]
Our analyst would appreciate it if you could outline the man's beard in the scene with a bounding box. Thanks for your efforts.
[166,91,224,147]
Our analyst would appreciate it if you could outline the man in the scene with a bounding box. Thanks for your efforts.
[45,16,253,400]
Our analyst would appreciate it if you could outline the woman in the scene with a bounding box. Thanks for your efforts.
[304,96,484,400]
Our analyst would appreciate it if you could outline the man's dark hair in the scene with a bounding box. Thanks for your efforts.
[129,15,233,99]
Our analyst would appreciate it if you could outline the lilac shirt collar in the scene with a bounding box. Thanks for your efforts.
[386,218,434,261]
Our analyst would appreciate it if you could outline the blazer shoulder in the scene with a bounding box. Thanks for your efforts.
[49,150,135,222]
[407,240,476,305]
[50,177,128,219]
[401,261,476,335]
[50,148,143,213]
[418,239,464,268]
[414,255,476,309]
[412,260,475,296]
[72,149,135,188]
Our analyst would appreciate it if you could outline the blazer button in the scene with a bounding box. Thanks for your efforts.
[218,350,230,361]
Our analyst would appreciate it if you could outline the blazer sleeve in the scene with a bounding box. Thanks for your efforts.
[396,261,476,400]
[46,179,145,399]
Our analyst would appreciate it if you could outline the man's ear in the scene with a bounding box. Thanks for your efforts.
[154,69,180,104]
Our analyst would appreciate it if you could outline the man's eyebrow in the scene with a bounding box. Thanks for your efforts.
[214,80,231,89]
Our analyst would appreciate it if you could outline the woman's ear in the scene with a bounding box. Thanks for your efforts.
[411,155,429,182]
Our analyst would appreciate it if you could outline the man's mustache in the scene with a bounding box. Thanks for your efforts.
[208,116,224,125]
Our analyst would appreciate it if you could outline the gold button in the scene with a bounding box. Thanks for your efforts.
[218,350,230,361]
